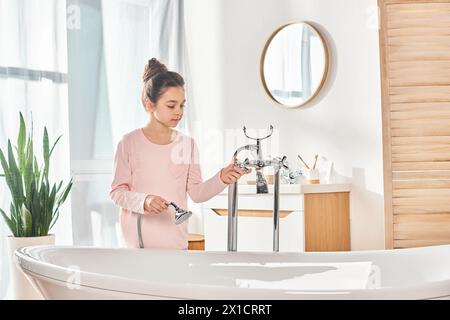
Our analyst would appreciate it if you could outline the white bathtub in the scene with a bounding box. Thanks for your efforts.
[15,245,450,300]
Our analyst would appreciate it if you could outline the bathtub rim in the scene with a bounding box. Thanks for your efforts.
[15,244,450,300]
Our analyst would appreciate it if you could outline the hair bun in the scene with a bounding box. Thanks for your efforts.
[142,58,168,82]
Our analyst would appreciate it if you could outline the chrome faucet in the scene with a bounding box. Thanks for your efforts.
[227,125,288,252]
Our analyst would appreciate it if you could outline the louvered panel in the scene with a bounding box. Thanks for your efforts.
[392,144,450,153]
[394,239,450,248]
[388,61,450,87]
[388,36,450,47]
[393,179,450,189]
[393,189,450,198]
[394,223,450,240]
[390,102,450,112]
[392,162,450,171]
[388,27,450,38]
[392,136,450,145]
[393,197,450,207]
[387,18,450,29]
[394,213,450,223]
[386,2,450,13]
[393,171,450,179]
[393,156,450,164]
[380,0,450,249]
[392,153,450,162]
[391,110,450,120]
[388,48,450,63]
[391,142,450,162]
[391,127,450,137]
[389,86,450,104]
[394,205,450,214]
[387,3,450,30]
[391,118,450,129]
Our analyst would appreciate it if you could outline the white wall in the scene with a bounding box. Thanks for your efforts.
[184,0,384,250]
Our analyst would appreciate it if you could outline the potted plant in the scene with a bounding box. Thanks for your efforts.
[0,112,72,299]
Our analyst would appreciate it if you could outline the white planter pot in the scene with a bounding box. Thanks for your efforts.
[6,234,55,300]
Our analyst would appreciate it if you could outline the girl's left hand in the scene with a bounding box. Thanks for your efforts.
[220,156,252,184]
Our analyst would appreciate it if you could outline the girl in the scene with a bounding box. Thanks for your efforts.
[109,58,251,249]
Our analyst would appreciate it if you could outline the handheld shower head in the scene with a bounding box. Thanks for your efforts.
[167,202,193,225]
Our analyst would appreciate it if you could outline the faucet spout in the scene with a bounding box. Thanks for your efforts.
[233,144,258,160]
[256,169,269,194]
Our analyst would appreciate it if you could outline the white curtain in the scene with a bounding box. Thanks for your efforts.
[301,26,312,99]
[148,0,195,137]
[0,0,71,299]
[101,0,193,146]
[69,0,194,247]
[0,0,192,298]
[101,0,150,147]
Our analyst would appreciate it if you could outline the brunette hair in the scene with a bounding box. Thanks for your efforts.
[141,58,185,108]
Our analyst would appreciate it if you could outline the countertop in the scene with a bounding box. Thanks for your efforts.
[218,183,351,195]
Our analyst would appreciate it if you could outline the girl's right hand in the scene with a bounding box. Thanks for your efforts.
[220,155,252,184]
[144,195,168,214]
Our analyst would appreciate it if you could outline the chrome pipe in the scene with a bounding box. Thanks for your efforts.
[227,182,238,251]
[273,169,280,252]
[137,213,144,249]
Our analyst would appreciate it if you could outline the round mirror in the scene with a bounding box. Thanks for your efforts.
[260,22,329,108]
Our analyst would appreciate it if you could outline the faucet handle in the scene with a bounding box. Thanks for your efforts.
[272,156,289,172]
[235,157,250,171]
[281,155,289,170]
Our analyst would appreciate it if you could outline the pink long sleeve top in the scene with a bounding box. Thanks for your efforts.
[109,128,227,250]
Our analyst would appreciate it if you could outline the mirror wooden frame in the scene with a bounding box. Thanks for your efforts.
[260,22,330,109]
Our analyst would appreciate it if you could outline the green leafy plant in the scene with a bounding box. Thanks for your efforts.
[0,112,73,237]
